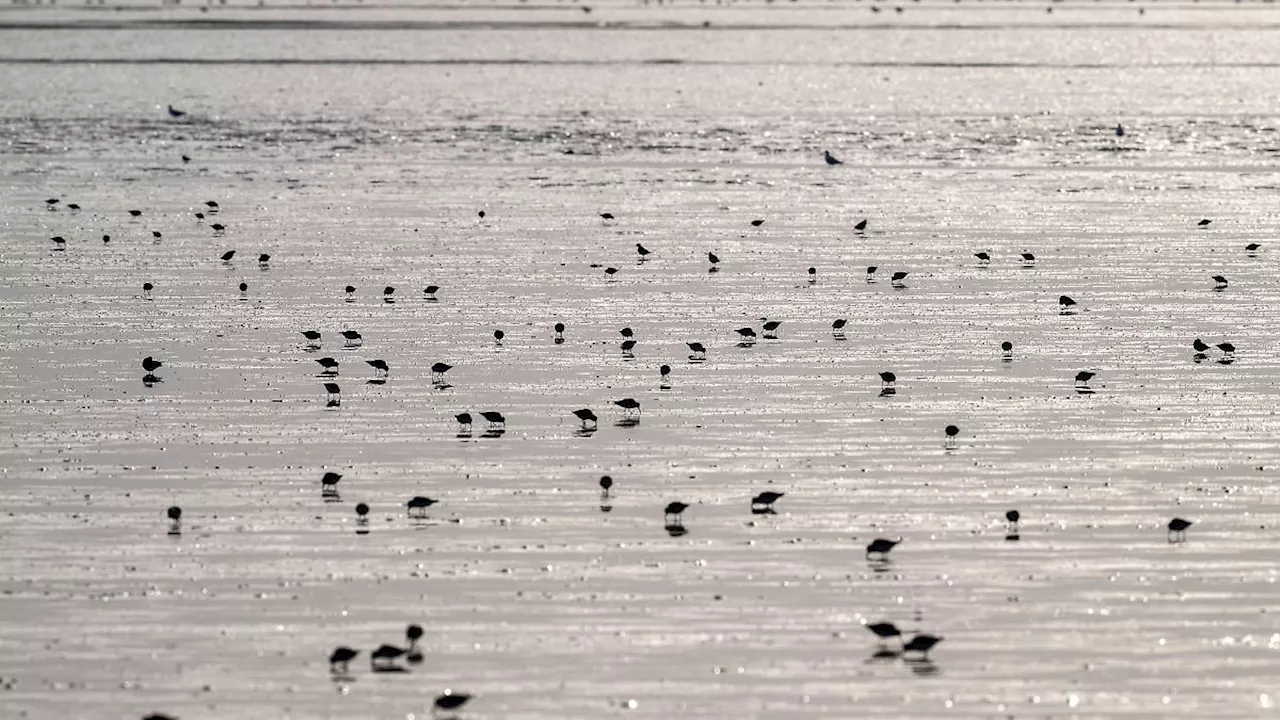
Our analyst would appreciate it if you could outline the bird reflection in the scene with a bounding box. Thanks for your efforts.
[143,374,162,387]
[615,417,640,428]
[866,648,900,664]
[664,523,688,537]
[366,378,387,386]
[481,428,506,439]
[906,657,940,676]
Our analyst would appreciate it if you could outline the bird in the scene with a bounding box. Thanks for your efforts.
[142,356,163,373]
[1193,338,1210,353]
[807,267,817,283]
[903,634,943,658]
[1021,252,1036,266]
[45,198,59,208]
[865,266,878,282]
[664,501,689,523]
[152,231,162,239]
[600,212,615,221]
[167,104,186,118]
[750,219,764,227]
[367,359,390,376]
[1197,218,1212,227]
[636,243,651,260]
[220,250,235,261]
[301,330,321,343]
[751,491,784,511]
[854,219,868,232]
[865,622,902,645]
[405,624,425,663]
[890,271,909,287]
[823,150,843,165]
[167,506,181,523]
[865,537,901,558]
[329,647,359,674]
[321,472,342,489]
[477,210,486,219]
[736,327,757,341]
[450,412,473,433]
[341,330,363,345]
[238,282,248,295]
[370,644,406,668]
[316,357,339,375]
[356,503,369,518]
[324,382,341,402]
[878,371,896,388]
[553,322,565,341]
[434,692,472,713]
[1005,509,1020,532]
[430,362,451,382]
[1115,123,1125,137]
[406,496,438,517]
[143,714,179,720]
[620,327,634,338]
[1001,341,1013,359]
[345,286,356,299]
[129,209,142,217]
[142,282,154,298]
[1167,517,1193,542]
[659,364,671,383]
[383,286,395,302]
[1212,275,1228,289]
[51,236,66,249]
[604,267,619,279]
[620,339,636,354]
[1059,295,1077,311]
[832,319,847,332]
[974,251,990,266]
[572,408,598,429]
[614,398,641,416]
[66,203,80,211]
[1074,371,1096,386]
[944,424,959,448]
[210,223,225,234]
[493,329,505,343]
[182,154,191,163]
[1217,342,1236,356]
[102,235,111,244]
[1245,242,1261,253]
[480,411,506,429]
[708,252,720,266]
[599,475,613,493]
[762,320,782,336]
[204,201,219,210]
[686,342,706,360]
[424,285,439,299]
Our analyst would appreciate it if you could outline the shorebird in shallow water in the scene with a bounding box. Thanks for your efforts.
[890,271,909,288]
[143,356,163,373]
[406,496,438,517]
[167,104,186,118]
[430,362,451,383]
[1001,341,1013,360]
[750,491,784,512]
[823,150,843,165]
[854,218,868,232]
[865,537,901,559]
[480,411,505,429]
[1168,517,1192,543]
[866,622,902,645]
[903,634,942,658]
[1211,275,1228,290]
[974,251,990,266]
[865,266,878,283]
[329,646,358,674]
[316,357,339,375]
[613,398,640,417]
[686,342,706,360]
[406,624,425,663]
[370,644,406,670]
[944,424,959,448]
[1021,252,1036,267]
[664,501,688,523]
[455,412,472,433]
[434,691,472,714]
[573,408,598,429]
[367,359,390,377]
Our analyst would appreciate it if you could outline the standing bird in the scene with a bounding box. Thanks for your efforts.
[736,327,757,341]
[1245,242,1261,254]
[321,472,342,490]
[1059,295,1077,312]
[406,496,438,518]
[383,286,395,302]
[553,322,566,342]
[142,356,163,373]
[614,398,641,416]
[750,491,784,511]
[659,364,671,384]
[750,219,764,228]
[1216,342,1236,357]
[480,411,506,429]
[854,219,868,232]
[142,282,154,299]
[600,212,615,222]
[832,318,847,333]
[903,634,943,658]
[762,320,782,337]
[1197,218,1212,227]
[890,271,909,288]
[599,475,613,493]
[329,647,359,674]
[430,362,451,383]
[807,267,817,284]
[50,236,66,250]
[944,425,959,448]
[708,251,720,269]
[1193,338,1210,353]
[878,371,897,389]
[664,501,689,523]
[367,359,390,377]
[1021,252,1036,267]
[865,537,901,559]
[302,330,321,345]
[636,243,651,260]
[324,382,341,404]
[572,408,598,429]
[823,150,843,165]
[493,329,505,344]
[687,342,706,360]
[45,198,59,209]
[258,254,270,265]
[129,209,143,217]
[220,250,235,262]
[865,266,878,283]
[1167,517,1193,543]
[422,286,439,300]
[455,413,472,432]
[1005,509,1021,533]
[152,231,163,240]
[167,104,186,118]
[210,223,226,235]
[316,357,339,375]
[974,251,990,267]
[620,327,634,339]
[1074,371,1096,387]
[604,266,619,279]
[406,624,425,663]
[370,644,406,669]
[1211,275,1228,289]
[166,505,182,534]
[341,330,363,346]
[1001,341,1014,359]
[344,285,356,300]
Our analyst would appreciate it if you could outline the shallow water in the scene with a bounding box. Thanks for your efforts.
[3,2,1280,719]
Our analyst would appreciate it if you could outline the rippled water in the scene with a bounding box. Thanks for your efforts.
[2,2,1280,719]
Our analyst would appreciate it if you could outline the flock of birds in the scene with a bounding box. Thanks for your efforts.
[38,147,1247,719]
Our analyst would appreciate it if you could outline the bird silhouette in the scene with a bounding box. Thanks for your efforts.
[750,491,784,511]
[944,424,959,448]
[434,692,472,713]
[750,219,764,227]
[406,496,438,517]
[1074,371,1096,386]
[636,243,651,260]
[329,647,358,674]
[316,357,339,375]
[903,634,942,658]
[879,371,897,389]
[1167,517,1192,542]
[823,150,843,165]
[866,537,901,558]
[367,359,390,376]
[321,472,342,490]
[455,413,472,432]
[866,622,902,645]
[430,362,451,382]
[890,271,909,287]
[572,408,598,429]
[664,501,689,523]
[686,342,707,360]
[142,356,163,373]
[974,251,990,266]
[1021,252,1036,266]
[854,219,868,232]
[480,411,506,429]
[167,104,186,118]
[1211,275,1228,289]
[1197,218,1212,227]
[220,250,235,262]
[1001,341,1013,359]
[865,266,878,282]
[613,398,641,416]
